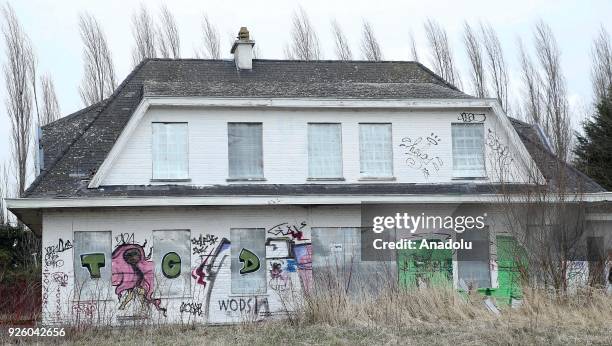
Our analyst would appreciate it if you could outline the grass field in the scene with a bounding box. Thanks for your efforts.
[1,288,611,345]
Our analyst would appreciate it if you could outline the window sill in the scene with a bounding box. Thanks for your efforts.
[307,177,345,182]
[226,178,267,182]
[358,177,396,181]
[150,178,191,183]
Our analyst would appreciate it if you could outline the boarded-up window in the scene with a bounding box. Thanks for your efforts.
[153,230,191,298]
[152,122,189,179]
[231,228,266,294]
[308,123,342,178]
[457,228,491,289]
[451,123,485,177]
[73,231,112,300]
[228,123,263,179]
[359,123,393,177]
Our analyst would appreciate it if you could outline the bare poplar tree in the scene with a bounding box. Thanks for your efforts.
[78,12,116,106]
[518,38,544,126]
[0,163,7,225]
[360,20,383,61]
[331,19,352,60]
[463,22,486,98]
[424,19,460,87]
[201,14,221,59]
[409,30,419,62]
[40,74,60,125]
[481,22,509,112]
[157,4,180,58]
[1,4,34,197]
[591,26,612,102]
[286,6,321,60]
[534,20,571,162]
[131,4,157,65]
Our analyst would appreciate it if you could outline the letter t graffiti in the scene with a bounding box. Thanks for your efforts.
[80,253,105,278]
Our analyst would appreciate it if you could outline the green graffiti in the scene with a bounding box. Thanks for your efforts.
[81,253,105,278]
[162,252,181,279]
[239,248,260,274]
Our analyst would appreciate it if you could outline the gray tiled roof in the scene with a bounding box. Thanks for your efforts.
[23,59,604,198]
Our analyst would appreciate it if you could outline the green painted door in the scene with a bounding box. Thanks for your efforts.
[494,236,526,304]
[397,239,452,289]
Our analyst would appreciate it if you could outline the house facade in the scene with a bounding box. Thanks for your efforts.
[8,28,612,326]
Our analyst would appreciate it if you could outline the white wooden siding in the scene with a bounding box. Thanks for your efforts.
[102,107,527,186]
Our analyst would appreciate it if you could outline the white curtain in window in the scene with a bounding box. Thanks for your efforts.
[308,123,342,178]
[228,123,263,178]
[452,124,485,177]
[359,124,393,177]
[152,123,188,179]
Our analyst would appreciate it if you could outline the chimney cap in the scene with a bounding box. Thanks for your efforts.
[237,27,250,40]
[231,26,255,54]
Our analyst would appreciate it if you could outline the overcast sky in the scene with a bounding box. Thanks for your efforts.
[1,0,611,185]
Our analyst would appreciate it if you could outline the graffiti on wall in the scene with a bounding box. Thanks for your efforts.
[191,234,219,255]
[268,259,296,291]
[217,296,270,316]
[72,301,97,321]
[180,301,203,316]
[486,128,514,167]
[399,133,444,179]
[266,222,308,240]
[115,233,135,246]
[192,238,230,287]
[188,221,314,321]
[458,112,486,123]
[111,243,167,316]
[44,238,73,268]
[239,248,261,274]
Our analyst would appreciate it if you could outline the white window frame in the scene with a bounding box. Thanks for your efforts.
[308,123,343,180]
[451,123,486,178]
[359,123,394,179]
[151,122,189,181]
[227,122,264,180]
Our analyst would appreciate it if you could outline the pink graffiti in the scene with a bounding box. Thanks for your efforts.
[111,244,166,315]
[295,244,313,292]
[192,238,230,286]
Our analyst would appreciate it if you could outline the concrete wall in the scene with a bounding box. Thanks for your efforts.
[102,107,527,186]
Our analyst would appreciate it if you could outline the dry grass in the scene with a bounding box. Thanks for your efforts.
[1,287,611,345]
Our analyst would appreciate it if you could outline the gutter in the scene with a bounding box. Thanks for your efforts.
[7,192,612,210]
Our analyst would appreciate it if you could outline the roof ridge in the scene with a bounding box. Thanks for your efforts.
[411,61,464,92]
[24,59,151,197]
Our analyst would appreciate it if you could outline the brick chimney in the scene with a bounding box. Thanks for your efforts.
[231,27,255,70]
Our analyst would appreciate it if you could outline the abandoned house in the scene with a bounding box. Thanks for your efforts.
[7,27,612,325]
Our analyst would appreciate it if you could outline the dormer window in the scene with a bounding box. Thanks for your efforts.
[451,123,486,178]
[152,122,189,181]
